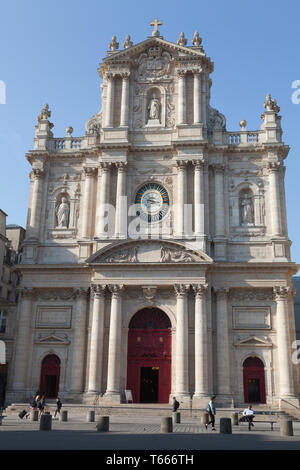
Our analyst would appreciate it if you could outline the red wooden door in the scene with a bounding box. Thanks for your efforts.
[243,357,266,404]
[127,308,171,403]
[40,354,61,398]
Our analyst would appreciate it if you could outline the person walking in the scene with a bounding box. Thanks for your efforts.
[242,404,255,430]
[54,397,62,419]
[172,396,180,412]
[205,396,217,431]
[37,395,45,418]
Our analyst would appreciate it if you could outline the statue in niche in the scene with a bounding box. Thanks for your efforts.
[240,193,254,225]
[56,197,70,228]
[148,95,161,121]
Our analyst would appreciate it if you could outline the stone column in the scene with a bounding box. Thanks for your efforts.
[95,162,111,238]
[70,288,88,394]
[193,73,202,124]
[274,286,295,397]
[105,285,124,400]
[105,73,114,128]
[201,74,207,126]
[192,159,205,237]
[268,162,282,237]
[120,74,130,127]
[29,169,44,239]
[114,162,127,238]
[174,284,190,397]
[176,160,187,237]
[12,288,34,393]
[214,288,231,398]
[81,167,96,239]
[213,164,226,238]
[177,71,186,125]
[193,284,208,397]
[87,285,106,394]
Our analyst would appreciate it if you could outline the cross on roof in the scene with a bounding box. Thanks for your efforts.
[150,18,162,37]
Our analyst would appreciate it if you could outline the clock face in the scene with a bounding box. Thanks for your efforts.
[135,183,169,223]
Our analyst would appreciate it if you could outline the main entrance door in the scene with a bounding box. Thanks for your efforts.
[243,357,266,403]
[39,354,61,398]
[127,308,171,403]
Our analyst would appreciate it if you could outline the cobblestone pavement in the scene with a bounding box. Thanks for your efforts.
[1,415,300,450]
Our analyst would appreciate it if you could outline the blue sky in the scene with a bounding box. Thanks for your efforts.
[0,0,299,270]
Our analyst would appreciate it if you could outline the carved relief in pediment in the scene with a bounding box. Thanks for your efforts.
[135,47,174,80]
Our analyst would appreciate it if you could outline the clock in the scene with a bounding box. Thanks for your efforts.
[135,183,169,223]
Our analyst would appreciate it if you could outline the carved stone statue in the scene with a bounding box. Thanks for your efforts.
[148,96,160,121]
[56,197,70,228]
[240,195,254,225]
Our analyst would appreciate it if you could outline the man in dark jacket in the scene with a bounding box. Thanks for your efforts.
[172,396,180,412]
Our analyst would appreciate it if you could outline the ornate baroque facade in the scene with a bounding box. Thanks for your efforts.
[6,22,300,408]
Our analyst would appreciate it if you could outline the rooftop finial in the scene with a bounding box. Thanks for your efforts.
[192,31,202,47]
[150,18,162,37]
[123,35,133,49]
[109,36,119,51]
[264,94,280,113]
[177,32,187,47]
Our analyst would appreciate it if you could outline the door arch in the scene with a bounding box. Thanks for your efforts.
[39,354,61,398]
[126,307,171,403]
[243,356,266,404]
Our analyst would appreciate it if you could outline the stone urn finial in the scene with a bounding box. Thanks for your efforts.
[66,126,73,136]
[177,32,187,47]
[239,120,247,130]
[192,31,202,47]
[123,34,133,49]
[109,35,119,51]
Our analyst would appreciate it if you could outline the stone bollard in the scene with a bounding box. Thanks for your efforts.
[161,417,173,433]
[231,412,239,426]
[96,416,109,432]
[59,410,68,422]
[202,412,209,425]
[39,413,52,431]
[280,419,293,436]
[87,410,95,422]
[172,412,181,424]
[30,410,39,422]
[220,417,232,434]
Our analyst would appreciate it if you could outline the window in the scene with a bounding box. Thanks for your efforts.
[0,311,7,334]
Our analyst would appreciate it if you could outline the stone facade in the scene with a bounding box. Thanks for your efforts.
[5,23,300,408]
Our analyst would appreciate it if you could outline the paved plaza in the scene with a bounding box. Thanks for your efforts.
[0,414,300,450]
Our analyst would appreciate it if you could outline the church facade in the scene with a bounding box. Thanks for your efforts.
[6,22,300,408]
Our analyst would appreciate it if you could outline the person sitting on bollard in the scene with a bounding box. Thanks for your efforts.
[54,397,62,419]
[205,396,217,431]
[25,395,37,419]
[241,405,255,430]
[172,396,180,412]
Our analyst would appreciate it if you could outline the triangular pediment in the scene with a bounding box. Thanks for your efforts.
[103,36,208,62]
[235,336,272,347]
[86,240,213,265]
[35,335,70,345]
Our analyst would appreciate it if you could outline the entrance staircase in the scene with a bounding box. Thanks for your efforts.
[4,402,300,421]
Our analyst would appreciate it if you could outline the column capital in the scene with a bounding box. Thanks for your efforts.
[19,287,35,300]
[174,284,190,298]
[176,160,189,170]
[91,284,106,299]
[83,166,97,177]
[212,163,225,174]
[192,283,208,298]
[74,287,89,300]
[267,161,282,173]
[213,287,229,299]
[273,286,290,301]
[32,168,45,179]
[99,161,112,172]
[105,72,114,81]
[176,70,186,78]
[192,158,205,170]
[121,72,130,80]
[108,284,124,298]
[115,161,128,172]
